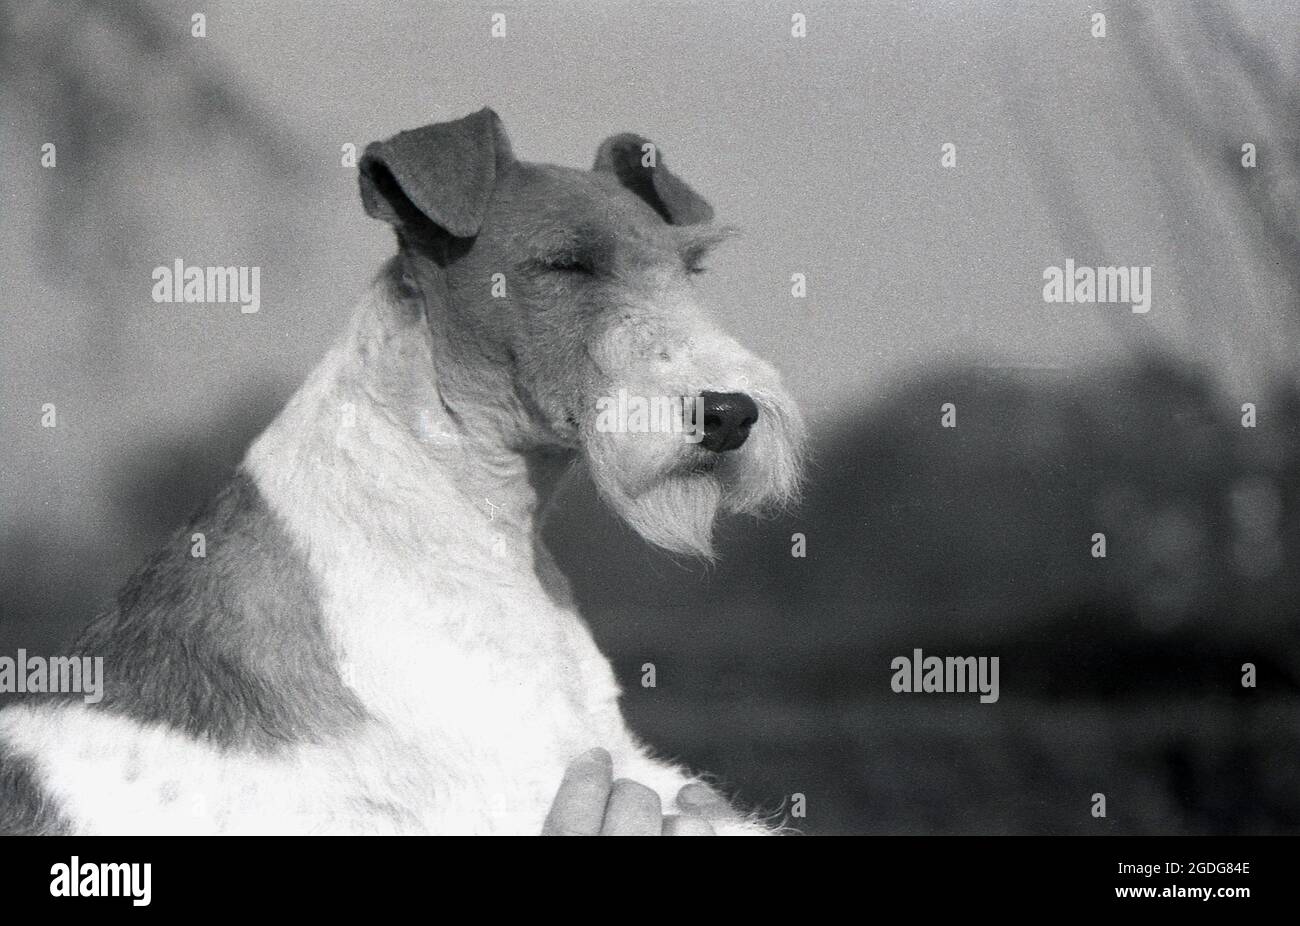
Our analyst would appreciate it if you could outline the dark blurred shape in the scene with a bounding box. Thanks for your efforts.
[546,353,1300,834]
[0,386,284,669]
[107,388,285,552]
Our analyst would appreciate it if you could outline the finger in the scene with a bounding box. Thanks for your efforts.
[662,814,716,836]
[542,747,613,835]
[600,778,662,836]
[675,782,732,819]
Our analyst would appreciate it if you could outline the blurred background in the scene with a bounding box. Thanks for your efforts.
[2,0,1298,833]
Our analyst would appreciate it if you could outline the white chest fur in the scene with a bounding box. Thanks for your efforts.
[236,281,641,831]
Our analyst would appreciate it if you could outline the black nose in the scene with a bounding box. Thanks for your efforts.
[699,391,759,453]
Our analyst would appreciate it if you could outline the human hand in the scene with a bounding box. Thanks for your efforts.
[541,748,715,836]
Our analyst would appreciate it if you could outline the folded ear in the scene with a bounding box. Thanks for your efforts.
[593,133,713,226]
[359,107,512,238]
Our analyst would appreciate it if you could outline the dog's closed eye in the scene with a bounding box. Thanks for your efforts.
[679,225,736,277]
[529,226,609,277]
[530,240,601,277]
[544,255,595,275]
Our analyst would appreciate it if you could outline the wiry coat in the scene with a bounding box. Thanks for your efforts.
[0,110,804,834]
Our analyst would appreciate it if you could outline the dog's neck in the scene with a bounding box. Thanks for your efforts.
[247,257,575,586]
[243,260,617,734]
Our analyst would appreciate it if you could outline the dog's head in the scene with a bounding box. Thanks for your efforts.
[359,108,805,557]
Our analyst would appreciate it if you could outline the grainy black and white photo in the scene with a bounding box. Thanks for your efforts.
[0,0,1297,878]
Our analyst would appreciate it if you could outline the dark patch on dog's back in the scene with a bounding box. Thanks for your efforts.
[0,740,70,835]
[71,470,366,750]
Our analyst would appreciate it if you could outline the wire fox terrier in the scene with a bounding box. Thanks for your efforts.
[0,108,805,835]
